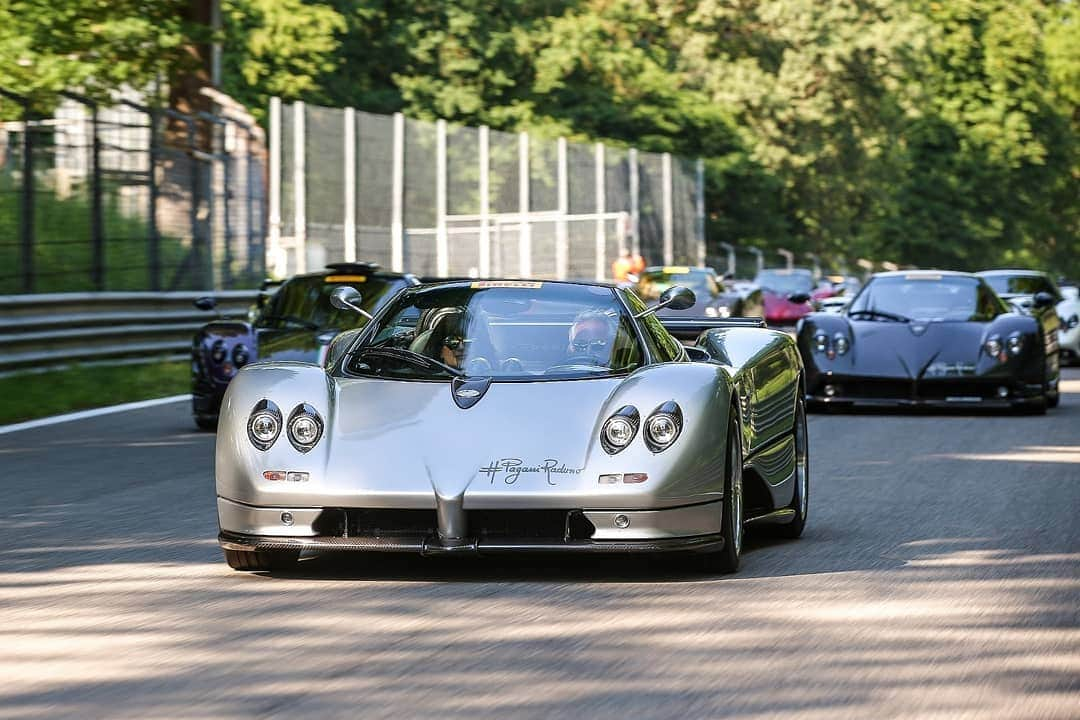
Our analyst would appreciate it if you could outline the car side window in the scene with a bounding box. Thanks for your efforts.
[976,282,1005,319]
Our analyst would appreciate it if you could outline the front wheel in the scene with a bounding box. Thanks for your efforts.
[223,548,299,572]
[698,415,743,574]
[774,397,809,539]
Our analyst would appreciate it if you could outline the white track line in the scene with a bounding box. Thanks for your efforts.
[0,394,191,435]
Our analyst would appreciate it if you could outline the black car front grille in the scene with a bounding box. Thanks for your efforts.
[311,508,596,541]
[840,379,913,400]
[469,510,595,541]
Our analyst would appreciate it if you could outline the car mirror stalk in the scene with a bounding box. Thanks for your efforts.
[329,286,373,320]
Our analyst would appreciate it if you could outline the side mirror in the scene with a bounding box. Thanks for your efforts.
[194,297,217,311]
[329,286,373,320]
[1032,291,1055,309]
[633,285,696,318]
[626,273,639,284]
[788,292,811,305]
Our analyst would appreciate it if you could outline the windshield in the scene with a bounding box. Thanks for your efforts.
[848,275,1006,322]
[256,275,404,330]
[344,282,644,381]
[755,269,814,295]
[982,274,1057,298]
[635,267,719,301]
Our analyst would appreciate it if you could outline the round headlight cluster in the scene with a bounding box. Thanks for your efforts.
[1066,314,1079,330]
[287,403,324,453]
[1006,334,1024,356]
[813,334,829,353]
[601,406,639,455]
[233,343,250,367]
[246,400,324,453]
[247,400,282,450]
[210,339,227,364]
[833,335,850,355]
[644,401,683,453]
[985,337,1003,358]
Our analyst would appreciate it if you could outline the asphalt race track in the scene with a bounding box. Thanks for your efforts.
[2,371,1079,719]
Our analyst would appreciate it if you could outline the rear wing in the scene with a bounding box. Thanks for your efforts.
[659,316,767,341]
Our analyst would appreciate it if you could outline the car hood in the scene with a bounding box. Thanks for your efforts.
[214,361,729,510]
[254,327,339,365]
[843,321,992,378]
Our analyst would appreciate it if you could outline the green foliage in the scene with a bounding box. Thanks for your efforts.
[0,361,189,425]
[0,0,192,113]
[4,0,1078,277]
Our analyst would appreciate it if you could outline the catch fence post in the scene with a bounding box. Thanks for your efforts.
[268,97,283,277]
[518,131,531,277]
[556,137,568,280]
[2,90,36,293]
[595,142,605,281]
[293,101,306,273]
[478,125,490,277]
[88,99,104,290]
[695,158,706,267]
[343,107,356,263]
[628,148,639,256]
[391,112,405,272]
[436,118,448,277]
[147,106,161,291]
[661,152,673,266]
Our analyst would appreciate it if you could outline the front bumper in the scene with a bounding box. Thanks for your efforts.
[217,496,725,555]
[806,374,1045,408]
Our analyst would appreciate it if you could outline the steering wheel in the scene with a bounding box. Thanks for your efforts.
[544,354,603,374]
[465,357,492,374]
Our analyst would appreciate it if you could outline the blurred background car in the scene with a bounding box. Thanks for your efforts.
[631,265,763,321]
[190,262,417,430]
[797,270,1061,412]
[816,295,852,314]
[976,269,1063,315]
[754,267,814,326]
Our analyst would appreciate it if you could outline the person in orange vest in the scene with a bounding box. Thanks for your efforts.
[611,249,633,282]
[629,250,646,275]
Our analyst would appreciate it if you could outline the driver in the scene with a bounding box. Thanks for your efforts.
[428,310,469,369]
[567,309,618,364]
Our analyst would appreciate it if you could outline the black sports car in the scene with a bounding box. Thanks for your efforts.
[796,270,1061,412]
[632,266,763,340]
[191,262,417,429]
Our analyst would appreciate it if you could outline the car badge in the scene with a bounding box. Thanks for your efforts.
[451,376,492,409]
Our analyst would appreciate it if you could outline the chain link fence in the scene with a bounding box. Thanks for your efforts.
[269,99,705,281]
[0,88,266,294]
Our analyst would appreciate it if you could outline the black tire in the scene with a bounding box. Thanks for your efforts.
[1047,391,1060,409]
[223,548,300,571]
[774,397,809,539]
[194,414,217,431]
[698,414,743,574]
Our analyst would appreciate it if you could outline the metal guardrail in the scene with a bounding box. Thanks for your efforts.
[0,291,259,373]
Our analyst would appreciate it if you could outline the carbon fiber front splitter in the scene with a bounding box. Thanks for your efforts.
[218,530,725,556]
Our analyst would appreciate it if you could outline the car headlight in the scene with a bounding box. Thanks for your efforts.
[985,337,1003,358]
[644,401,683,453]
[287,403,324,453]
[813,333,829,353]
[705,306,718,317]
[834,335,849,355]
[247,400,282,450]
[232,343,250,367]
[1006,334,1024,356]
[210,339,227,364]
[601,406,639,455]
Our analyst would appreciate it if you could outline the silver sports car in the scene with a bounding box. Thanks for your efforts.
[215,279,808,574]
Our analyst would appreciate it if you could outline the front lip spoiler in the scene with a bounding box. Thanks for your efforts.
[218,530,725,556]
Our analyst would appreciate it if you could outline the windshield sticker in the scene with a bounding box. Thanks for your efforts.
[480,458,583,486]
[905,274,941,280]
[325,275,368,283]
[470,281,543,289]
[662,266,690,275]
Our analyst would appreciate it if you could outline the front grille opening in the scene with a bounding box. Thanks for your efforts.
[311,508,436,538]
[470,510,595,541]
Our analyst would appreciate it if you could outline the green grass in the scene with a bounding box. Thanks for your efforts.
[0,360,189,426]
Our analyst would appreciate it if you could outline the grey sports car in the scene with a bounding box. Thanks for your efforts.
[215,279,807,574]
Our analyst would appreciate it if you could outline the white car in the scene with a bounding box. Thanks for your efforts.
[1058,286,1080,365]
